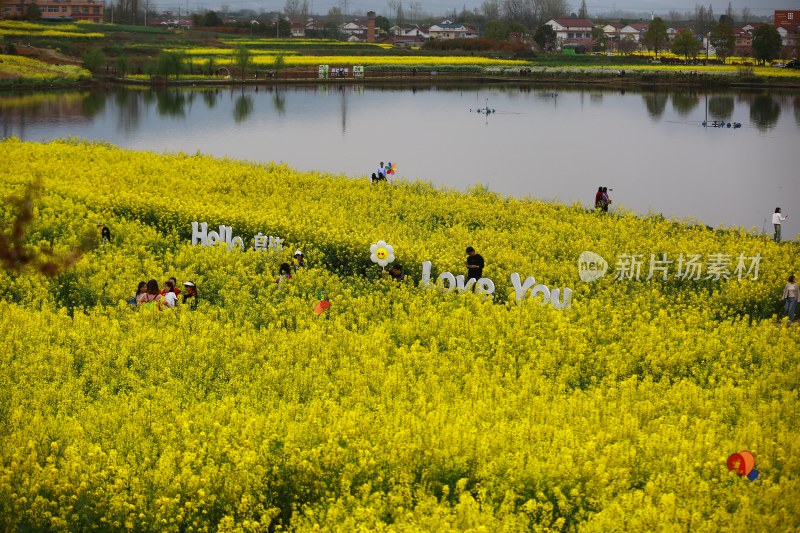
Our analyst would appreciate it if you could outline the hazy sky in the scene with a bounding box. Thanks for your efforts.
[162,0,795,19]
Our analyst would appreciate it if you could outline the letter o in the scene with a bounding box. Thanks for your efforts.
[437,272,456,292]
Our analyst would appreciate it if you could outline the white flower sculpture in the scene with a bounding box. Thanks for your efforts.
[370,240,395,268]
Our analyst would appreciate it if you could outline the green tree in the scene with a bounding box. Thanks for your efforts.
[484,19,509,40]
[591,26,607,53]
[578,0,588,18]
[671,29,700,63]
[272,53,286,79]
[750,24,781,65]
[203,10,223,26]
[508,22,527,37]
[24,1,41,20]
[156,51,186,80]
[114,55,131,78]
[82,47,106,75]
[232,44,252,81]
[618,35,637,55]
[533,24,556,51]
[643,17,668,58]
[205,56,217,76]
[709,22,735,63]
[375,15,390,34]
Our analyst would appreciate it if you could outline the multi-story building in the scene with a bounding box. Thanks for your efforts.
[2,0,104,23]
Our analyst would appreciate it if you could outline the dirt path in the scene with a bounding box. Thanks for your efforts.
[16,45,82,66]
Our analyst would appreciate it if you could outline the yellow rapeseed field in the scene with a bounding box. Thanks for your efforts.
[0,138,798,531]
[0,54,90,83]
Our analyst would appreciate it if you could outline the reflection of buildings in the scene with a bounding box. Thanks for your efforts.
[2,0,104,22]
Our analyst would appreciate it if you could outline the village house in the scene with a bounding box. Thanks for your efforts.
[428,20,477,39]
[339,20,369,40]
[619,22,648,43]
[390,24,429,39]
[2,0,104,22]
[545,17,594,49]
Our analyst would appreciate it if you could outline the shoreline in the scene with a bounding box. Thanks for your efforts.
[4,71,800,92]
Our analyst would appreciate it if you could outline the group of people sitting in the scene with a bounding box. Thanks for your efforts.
[275,250,307,284]
[130,277,198,310]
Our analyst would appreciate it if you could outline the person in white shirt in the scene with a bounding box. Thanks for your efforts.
[772,207,787,242]
[161,280,178,308]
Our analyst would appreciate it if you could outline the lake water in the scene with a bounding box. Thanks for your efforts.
[2,84,799,240]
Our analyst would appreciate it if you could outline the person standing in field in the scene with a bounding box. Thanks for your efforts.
[276,262,293,284]
[137,279,162,310]
[99,223,111,245]
[781,274,799,324]
[182,281,198,310]
[161,280,178,309]
[601,187,611,212]
[773,207,788,243]
[595,186,603,210]
[128,281,147,306]
[465,246,484,281]
[169,277,181,297]
[293,250,306,271]
[376,162,387,181]
[388,264,405,282]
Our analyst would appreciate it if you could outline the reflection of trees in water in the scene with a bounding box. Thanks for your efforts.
[81,89,106,117]
[707,95,734,121]
[749,94,780,131]
[202,89,219,108]
[643,92,668,120]
[233,93,253,123]
[794,96,800,127]
[671,92,699,117]
[186,91,196,114]
[155,90,187,118]
[114,88,141,133]
[273,90,285,114]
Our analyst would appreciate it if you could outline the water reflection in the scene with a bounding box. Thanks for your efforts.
[114,88,141,133]
[794,96,800,127]
[233,91,254,123]
[155,90,187,118]
[671,92,699,117]
[749,94,781,131]
[273,90,286,115]
[81,90,106,117]
[643,92,668,120]
[202,89,219,109]
[708,95,735,121]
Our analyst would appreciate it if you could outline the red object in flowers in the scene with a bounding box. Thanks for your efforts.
[727,450,755,476]
[313,300,331,315]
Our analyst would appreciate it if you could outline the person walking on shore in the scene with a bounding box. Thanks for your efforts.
[773,207,787,243]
